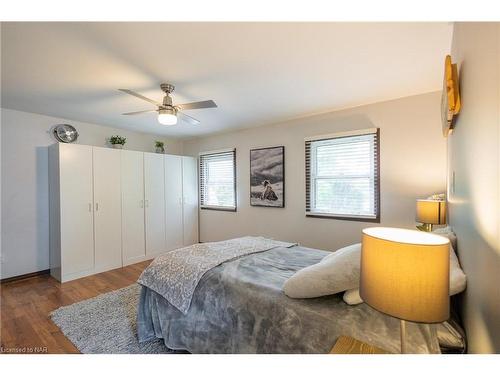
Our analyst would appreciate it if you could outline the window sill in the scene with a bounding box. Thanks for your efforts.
[306,212,380,223]
[201,206,237,212]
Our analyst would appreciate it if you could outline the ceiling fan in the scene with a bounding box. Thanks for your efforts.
[119,83,217,126]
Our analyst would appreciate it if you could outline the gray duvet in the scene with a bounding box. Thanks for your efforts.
[137,245,435,353]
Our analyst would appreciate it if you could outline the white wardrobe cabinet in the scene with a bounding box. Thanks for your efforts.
[144,153,167,257]
[121,150,146,266]
[165,155,199,249]
[49,143,95,282]
[93,147,123,273]
[165,155,184,251]
[182,156,199,246]
[50,144,199,282]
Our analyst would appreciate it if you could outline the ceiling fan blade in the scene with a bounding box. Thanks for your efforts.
[178,111,201,125]
[118,89,162,106]
[176,100,217,110]
[122,109,157,116]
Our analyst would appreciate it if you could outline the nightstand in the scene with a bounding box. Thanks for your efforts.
[330,335,391,354]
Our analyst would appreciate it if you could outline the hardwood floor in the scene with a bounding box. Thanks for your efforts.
[0,261,151,354]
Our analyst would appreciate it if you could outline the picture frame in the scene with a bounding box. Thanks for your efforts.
[250,146,285,208]
[441,54,461,137]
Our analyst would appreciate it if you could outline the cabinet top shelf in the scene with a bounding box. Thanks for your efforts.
[50,142,190,158]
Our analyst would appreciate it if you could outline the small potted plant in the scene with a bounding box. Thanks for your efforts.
[155,140,165,154]
[110,135,126,149]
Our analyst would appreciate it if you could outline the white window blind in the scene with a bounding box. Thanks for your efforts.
[305,129,380,220]
[199,149,236,211]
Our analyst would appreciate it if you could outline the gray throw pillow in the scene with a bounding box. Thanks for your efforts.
[283,243,361,298]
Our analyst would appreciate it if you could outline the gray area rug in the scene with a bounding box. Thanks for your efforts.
[50,284,181,354]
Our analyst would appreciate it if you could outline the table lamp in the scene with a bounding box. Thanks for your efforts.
[416,199,446,232]
[360,227,450,353]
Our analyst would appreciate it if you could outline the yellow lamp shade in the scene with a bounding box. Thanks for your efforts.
[416,199,446,225]
[360,227,450,323]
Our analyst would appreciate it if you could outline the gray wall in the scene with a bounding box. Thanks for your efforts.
[0,108,183,279]
[184,92,446,251]
[449,23,500,353]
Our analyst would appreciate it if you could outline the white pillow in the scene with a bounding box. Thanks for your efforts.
[433,226,457,248]
[343,288,363,305]
[342,231,467,305]
[283,243,361,298]
[432,228,467,295]
[446,242,467,295]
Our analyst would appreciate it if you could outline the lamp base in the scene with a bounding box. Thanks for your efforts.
[425,323,442,354]
[400,319,407,354]
[400,320,442,354]
[416,223,433,232]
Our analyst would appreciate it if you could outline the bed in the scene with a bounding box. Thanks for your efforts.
[136,238,445,354]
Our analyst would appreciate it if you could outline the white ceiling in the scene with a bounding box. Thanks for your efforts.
[1,22,452,139]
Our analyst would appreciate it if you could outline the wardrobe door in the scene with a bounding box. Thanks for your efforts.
[182,156,199,246]
[59,143,94,277]
[144,153,166,256]
[164,155,184,251]
[121,150,146,265]
[93,147,123,272]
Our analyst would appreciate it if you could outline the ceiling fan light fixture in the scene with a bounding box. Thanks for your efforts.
[158,108,177,126]
[120,84,215,126]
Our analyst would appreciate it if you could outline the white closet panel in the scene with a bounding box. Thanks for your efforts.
[165,155,184,251]
[93,147,123,273]
[121,150,146,265]
[57,143,95,279]
[182,156,199,246]
[144,153,166,256]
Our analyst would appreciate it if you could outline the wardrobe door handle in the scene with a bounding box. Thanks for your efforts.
[140,200,144,208]
[89,203,92,212]
[95,202,99,211]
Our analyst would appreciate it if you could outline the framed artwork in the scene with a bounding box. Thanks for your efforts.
[441,54,461,137]
[250,146,285,208]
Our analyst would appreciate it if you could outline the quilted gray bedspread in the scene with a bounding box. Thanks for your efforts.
[137,245,435,353]
[138,237,296,313]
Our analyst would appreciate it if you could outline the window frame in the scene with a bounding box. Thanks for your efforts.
[305,128,380,222]
[199,148,237,212]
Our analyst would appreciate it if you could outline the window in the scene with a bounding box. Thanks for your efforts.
[305,128,380,221]
[199,149,236,211]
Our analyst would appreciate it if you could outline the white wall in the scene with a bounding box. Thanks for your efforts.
[448,23,500,353]
[184,92,446,251]
[0,108,183,279]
